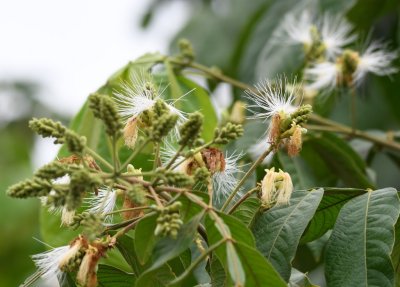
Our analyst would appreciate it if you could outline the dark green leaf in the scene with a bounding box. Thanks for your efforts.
[134,264,176,287]
[325,188,400,287]
[301,187,366,243]
[116,234,143,276]
[97,264,136,287]
[231,197,261,227]
[150,213,203,271]
[252,189,323,281]
[135,214,158,265]
[307,132,374,189]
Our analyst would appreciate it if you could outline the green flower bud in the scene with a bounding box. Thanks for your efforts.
[214,122,244,144]
[64,130,86,154]
[178,112,203,147]
[29,118,66,144]
[89,94,123,137]
[7,178,52,198]
[178,38,195,61]
[34,161,68,180]
[151,113,178,141]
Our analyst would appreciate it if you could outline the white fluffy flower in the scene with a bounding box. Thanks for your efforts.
[160,143,244,204]
[114,72,187,125]
[245,77,299,121]
[85,188,118,223]
[279,11,313,46]
[211,151,244,204]
[31,246,70,279]
[304,61,340,91]
[321,14,356,58]
[354,42,398,84]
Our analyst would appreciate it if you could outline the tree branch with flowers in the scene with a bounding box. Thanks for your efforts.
[8,6,400,287]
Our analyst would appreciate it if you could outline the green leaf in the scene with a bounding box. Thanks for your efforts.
[301,187,366,243]
[231,197,261,227]
[226,242,246,286]
[252,189,323,281]
[205,212,255,247]
[134,264,176,287]
[391,218,400,286]
[97,264,136,287]
[325,188,400,287]
[307,132,374,189]
[149,213,203,271]
[210,255,226,287]
[205,212,286,286]
[234,242,287,287]
[176,76,218,142]
[179,192,209,222]
[135,213,158,265]
[116,234,143,276]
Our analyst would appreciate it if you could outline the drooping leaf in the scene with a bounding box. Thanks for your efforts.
[252,189,323,281]
[325,188,400,287]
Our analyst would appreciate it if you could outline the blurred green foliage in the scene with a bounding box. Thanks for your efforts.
[0,82,68,286]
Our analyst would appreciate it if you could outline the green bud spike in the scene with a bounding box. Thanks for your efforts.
[7,178,53,198]
[29,118,66,144]
[89,93,123,137]
[64,130,86,154]
[179,112,203,147]
[34,161,68,180]
[214,122,244,144]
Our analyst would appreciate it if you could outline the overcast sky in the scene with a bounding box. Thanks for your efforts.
[0,0,189,115]
[0,0,189,168]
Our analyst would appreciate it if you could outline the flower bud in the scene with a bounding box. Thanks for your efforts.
[123,116,139,148]
[260,167,293,208]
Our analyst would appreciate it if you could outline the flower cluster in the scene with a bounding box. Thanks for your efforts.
[277,11,397,92]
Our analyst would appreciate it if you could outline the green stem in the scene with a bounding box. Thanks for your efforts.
[168,239,226,285]
[119,139,150,173]
[221,144,274,211]
[227,187,259,214]
[164,145,185,170]
[170,141,214,170]
[169,56,400,153]
[85,147,114,171]
[105,206,151,216]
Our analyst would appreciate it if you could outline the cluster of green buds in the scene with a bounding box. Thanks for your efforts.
[155,168,194,187]
[214,122,244,144]
[178,112,203,147]
[70,212,105,240]
[29,118,86,154]
[89,93,123,137]
[154,202,183,239]
[178,38,195,62]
